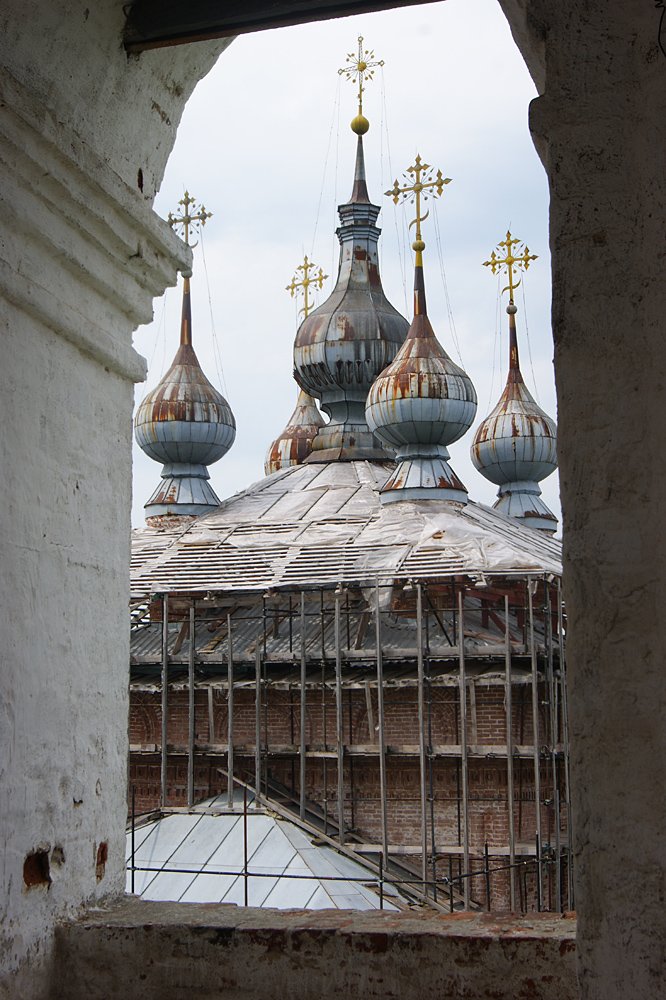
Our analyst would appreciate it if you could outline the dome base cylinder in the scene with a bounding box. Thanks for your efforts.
[494,480,558,533]
[144,463,221,517]
[379,450,468,505]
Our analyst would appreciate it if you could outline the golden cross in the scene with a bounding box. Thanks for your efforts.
[286,256,328,318]
[338,35,384,118]
[483,230,538,301]
[385,155,451,261]
[167,190,213,247]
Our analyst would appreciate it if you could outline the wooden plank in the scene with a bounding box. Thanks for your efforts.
[130,742,548,758]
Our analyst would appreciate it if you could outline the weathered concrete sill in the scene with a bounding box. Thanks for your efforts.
[53,896,577,1000]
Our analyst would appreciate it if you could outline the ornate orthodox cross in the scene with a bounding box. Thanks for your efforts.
[286,256,328,318]
[385,155,451,262]
[167,190,213,247]
[483,230,538,301]
[338,35,384,118]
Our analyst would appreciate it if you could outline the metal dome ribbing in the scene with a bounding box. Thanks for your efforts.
[264,388,325,475]
[366,259,477,503]
[471,302,557,531]
[135,276,236,518]
[293,134,409,462]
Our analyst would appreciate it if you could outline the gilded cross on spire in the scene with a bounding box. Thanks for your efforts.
[286,256,328,319]
[385,155,451,265]
[338,35,383,132]
[483,230,538,302]
[167,190,213,247]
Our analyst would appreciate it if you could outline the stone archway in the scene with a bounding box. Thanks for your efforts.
[0,4,663,999]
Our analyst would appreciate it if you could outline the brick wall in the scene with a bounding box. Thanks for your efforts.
[128,677,568,911]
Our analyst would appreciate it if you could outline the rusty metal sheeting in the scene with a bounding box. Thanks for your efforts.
[470,307,557,532]
[471,377,556,485]
[130,460,561,600]
[264,390,325,476]
[365,267,477,505]
[293,136,408,462]
[135,343,235,467]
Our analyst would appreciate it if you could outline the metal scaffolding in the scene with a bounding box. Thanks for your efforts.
[132,572,572,913]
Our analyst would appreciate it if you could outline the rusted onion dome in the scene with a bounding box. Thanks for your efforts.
[264,389,325,475]
[366,261,477,503]
[135,277,236,518]
[293,134,408,462]
[470,302,557,532]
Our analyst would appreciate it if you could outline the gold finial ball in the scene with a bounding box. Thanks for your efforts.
[351,114,370,135]
[358,60,367,72]
[412,239,426,253]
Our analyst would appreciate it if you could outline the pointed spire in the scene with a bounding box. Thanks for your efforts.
[135,194,235,522]
[471,233,558,532]
[179,275,192,347]
[349,134,370,204]
[293,38,408,463]
[366,155,476,503]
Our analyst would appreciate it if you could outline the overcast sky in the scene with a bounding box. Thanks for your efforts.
[131,0,560,529]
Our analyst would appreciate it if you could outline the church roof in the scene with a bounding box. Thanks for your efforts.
[127,792,402,911]
[130,459,561,599]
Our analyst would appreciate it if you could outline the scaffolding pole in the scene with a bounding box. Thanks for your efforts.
[187,601,195,808]
[160,593,169,808]
[255,645,261,805]
[299,592,306,821]
[207,688,214,743]
[558,577,574,910]
[528,582,543,908]
[375,582,389,865]
[458,587,470,909]
[416,583,428,895]
[545,580,562,913]
[504,595,516,911]
[335,591,344,844]
[227,613,234,809]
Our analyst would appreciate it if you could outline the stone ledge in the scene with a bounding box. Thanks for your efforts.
[0,65,193,382]
[54,896,577,1000]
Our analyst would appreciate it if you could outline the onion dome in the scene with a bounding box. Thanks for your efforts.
[366,253,477,503]
[293,127,409,462]
[471,301,557,531]
[264,388,325,475]
[135,274,236,519]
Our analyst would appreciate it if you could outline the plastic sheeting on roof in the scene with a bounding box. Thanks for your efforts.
[131,461,561,597]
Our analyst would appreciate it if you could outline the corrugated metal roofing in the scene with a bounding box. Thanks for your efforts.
[130,592,540,667]
[127,793,401,911]
[131,461,561,599]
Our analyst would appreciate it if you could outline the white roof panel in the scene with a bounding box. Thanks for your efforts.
[126,798,404,912]
[131,461,561,597]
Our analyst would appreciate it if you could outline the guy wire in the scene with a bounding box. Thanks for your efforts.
[520,276,540,405]
[380,68,409,315]
[199,227,230,400]
[432,203,464,368]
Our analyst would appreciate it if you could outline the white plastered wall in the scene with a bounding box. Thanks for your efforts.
[0,3,229,994]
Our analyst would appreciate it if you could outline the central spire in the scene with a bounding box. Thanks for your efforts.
[293,37,408,463]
